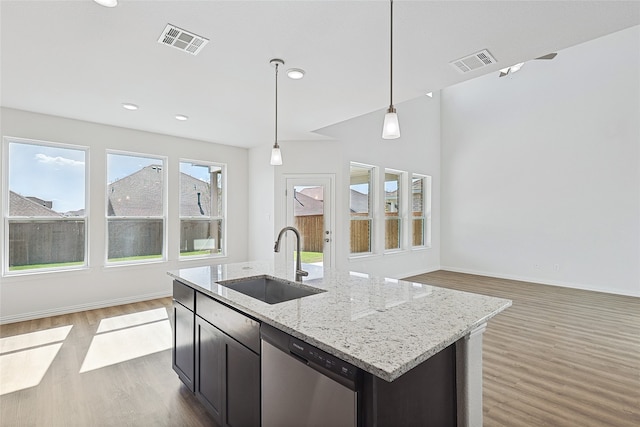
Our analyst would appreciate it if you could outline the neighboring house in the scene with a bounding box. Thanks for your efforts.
[293,190,324,217]
[385,189,398,213]
[107,164,212,217]
[298,187,323,202]
[108,165,164,216]
[350,189,369,214]
[8,191,82,267]
[25,196,52,210]
[106,164,218,258]
[9,191,61,217]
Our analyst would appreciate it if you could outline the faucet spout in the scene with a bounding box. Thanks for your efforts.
[274,226,308,282]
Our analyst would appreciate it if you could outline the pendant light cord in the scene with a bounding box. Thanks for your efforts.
[390,0,393,107]
[274,62,279,148]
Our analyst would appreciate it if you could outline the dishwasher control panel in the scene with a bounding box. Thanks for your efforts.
[289,338,359,381]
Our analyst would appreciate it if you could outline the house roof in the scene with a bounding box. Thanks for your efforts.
[9,191,62,217]
[298,187,324,202]
[294,191,324,217]
[350,189,369,214]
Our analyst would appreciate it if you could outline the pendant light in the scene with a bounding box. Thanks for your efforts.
[382,0,400,139]
[270,59,284,165]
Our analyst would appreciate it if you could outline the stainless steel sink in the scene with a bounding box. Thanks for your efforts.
[217,275,325,304]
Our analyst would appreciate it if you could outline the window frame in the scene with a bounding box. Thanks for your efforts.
[2,136,89,276]
[411,173,432,249]
[383,168,406,253]
[178,159,227,259]
[105,150,167,266]
[349,162,377,257]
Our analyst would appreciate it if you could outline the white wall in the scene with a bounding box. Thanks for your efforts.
[441,26,640,296]
[253,94,441,279]
[0,108,249,322]
[247,143,275,262]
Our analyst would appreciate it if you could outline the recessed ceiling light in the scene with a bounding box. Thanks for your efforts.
[122,103,138,110]
[426,92,433,98]
[286,68,305,80]
[94,0,118,7]
[175,114,189,121]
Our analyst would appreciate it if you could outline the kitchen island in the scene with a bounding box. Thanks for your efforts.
[169,261,511,427]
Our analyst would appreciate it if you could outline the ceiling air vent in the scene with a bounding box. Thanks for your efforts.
[158,24,209,56]
[450,49,497,73]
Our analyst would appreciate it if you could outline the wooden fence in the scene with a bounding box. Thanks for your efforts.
[9,220,85,267]
[294,215,324,252]
[350,213,426,253]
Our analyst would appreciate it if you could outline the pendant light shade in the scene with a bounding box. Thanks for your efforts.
[382,0,400,139]
[270,144,282,165]
[382,106,400,139]
[269,58,284,165]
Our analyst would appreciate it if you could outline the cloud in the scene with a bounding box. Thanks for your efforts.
[35,153,84,167]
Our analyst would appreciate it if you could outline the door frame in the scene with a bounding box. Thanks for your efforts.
[280,174,335,269]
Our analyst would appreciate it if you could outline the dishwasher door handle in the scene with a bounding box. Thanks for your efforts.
[288,351,310,366]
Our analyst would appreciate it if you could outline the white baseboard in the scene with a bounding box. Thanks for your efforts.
[440,265,640,298]
[0,291,172,325]
[396,265,441,280]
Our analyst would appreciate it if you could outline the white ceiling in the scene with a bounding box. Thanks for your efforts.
[1,0,639,148]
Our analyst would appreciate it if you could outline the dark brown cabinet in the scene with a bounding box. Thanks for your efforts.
[172,281,195,392]
[195,316,223,422]
[195,317,260,427]
[172,280,260,427]
[223,332,260,426]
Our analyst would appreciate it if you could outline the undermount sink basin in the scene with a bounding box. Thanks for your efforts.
[217,275,326,304]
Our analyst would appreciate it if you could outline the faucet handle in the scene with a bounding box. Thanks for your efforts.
[297,269,309,277]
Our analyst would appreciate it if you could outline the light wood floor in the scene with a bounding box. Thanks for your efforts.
[408,271,640,427]
[0,298,216,427]
[1,272,638,426]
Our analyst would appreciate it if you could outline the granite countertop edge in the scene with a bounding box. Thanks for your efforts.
[168,262,512,382]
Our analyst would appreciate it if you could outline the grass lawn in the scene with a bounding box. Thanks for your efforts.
[300,251,323,264]
[10,261,85,271]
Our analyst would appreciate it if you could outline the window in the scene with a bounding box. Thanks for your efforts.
[411,174,431,248]
[106,152,165,263]
[384,169,403,251]
[4,138,87,273]
[179,161,225,258]
[350,163,375,255]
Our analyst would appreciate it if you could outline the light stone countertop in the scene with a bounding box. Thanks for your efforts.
[168,261,511,382]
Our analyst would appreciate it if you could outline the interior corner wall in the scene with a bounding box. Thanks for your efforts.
[247,144,275,262]
[440,26,640,296]
[0,108,249,323]
[271,94,441,279]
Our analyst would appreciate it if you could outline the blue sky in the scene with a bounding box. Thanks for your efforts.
[9,142,86,213]
[8,142,214,214]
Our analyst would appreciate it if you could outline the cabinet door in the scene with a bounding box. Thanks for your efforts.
[224,335,261,427]
[172,302,194,391]
[195,317,224,426]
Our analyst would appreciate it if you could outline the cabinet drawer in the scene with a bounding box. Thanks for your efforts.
[173,280,195,311]
[196,292,260,354]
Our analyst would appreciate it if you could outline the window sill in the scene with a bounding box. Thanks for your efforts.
[2,265,89,279]
[104,258,166,269]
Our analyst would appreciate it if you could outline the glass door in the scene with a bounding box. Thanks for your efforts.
[284,176,333,279]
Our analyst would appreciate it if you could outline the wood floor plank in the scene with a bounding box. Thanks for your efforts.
[1,272,638,426]
[0,297,217,427]
[408,270,640,427]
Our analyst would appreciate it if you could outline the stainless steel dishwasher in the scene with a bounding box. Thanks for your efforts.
[261,324,360,427]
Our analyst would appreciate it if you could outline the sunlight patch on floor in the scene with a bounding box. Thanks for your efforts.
[0,325,73,395]
[96,307,169,333]
[79,308,172,373]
